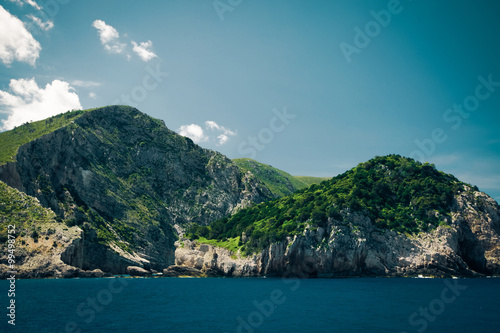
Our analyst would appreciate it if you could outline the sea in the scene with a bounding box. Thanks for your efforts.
[1,277,499,333]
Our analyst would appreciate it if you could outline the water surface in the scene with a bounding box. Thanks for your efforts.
[1,277,499,332]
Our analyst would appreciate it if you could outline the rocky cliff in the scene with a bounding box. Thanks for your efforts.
[175,188,500,277]
[0,106,274,277]
[179,154,500,278]
[1,109,499,279]
[0,180,109,278]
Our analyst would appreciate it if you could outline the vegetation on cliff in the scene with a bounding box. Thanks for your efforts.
[0,180,65,245]
[187,155,472,254]
[0,109,91,165]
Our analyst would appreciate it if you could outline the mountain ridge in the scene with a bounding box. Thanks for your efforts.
[0,106,498,278]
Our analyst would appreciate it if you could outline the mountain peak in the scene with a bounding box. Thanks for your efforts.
[0,106,274,277]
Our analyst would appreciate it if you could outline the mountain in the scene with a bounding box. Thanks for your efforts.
[1,107,499,279]
[232,158,329,197]
[0,106,276,277]
[182,155,500,277]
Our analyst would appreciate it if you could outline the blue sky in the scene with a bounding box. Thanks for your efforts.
[0,0,499,202]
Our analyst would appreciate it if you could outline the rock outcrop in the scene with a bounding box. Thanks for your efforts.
[162,265,207,277]
[127,266,152,276]
[175,189,500,277]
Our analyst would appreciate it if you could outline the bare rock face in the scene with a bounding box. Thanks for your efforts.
[175,189,500,277]
[0,106,274,277]
[0,222,112,279]
[126,266,151,276]
[452,189,500,273]
[0,180,112,279]
[176,240,261,277]
[162,265,206,277]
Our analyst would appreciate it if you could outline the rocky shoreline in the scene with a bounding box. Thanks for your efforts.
[2,188,499,279]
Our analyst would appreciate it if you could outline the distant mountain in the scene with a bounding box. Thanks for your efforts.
[0,106,275,277]
[183,155,500,278]
[294,175,331,187]
[233,158,329,198]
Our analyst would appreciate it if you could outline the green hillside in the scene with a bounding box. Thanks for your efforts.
[0,180,66,244]
[233,158,327,197]
[294,175,331,187]
[0,109,88,165]
[188,155,471,254]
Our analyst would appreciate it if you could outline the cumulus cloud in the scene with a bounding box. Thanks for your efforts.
[0,5,41,66]
[131,40,157,62]
[0,78,82,131]
[89,92,97,99]
[177,124,208,143]
[92,19,160,62]
[177,121,236,145]
[92,19,126,54]
[26,14,54,31]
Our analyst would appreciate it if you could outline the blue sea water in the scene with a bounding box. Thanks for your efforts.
[1,277,499,333]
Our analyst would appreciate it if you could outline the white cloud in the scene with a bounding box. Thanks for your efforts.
[205,120,220,131]
[217,134,230,145]
[0,5,41,66]
[6,0,41,10]
[24,0,41,10]
[205,120,237,145]
[92,19,160,62]
[177,120,236,145]
[6,0,24,6]
[177,124,208,143]
[89,92,97,99]
[92,19,161,61]
[71,80,101,88]
[131,40,157,62]
[0,78,82,131]
[92,19,126,54]
[205,120,236,134]
[26,14,53,31]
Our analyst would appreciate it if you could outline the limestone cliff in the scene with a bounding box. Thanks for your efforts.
[175,188,500,278]
[0,180,108,278]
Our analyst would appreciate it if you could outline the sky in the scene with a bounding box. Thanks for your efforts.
[0,0,499,202]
